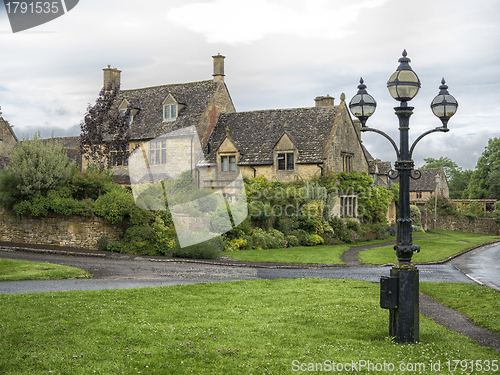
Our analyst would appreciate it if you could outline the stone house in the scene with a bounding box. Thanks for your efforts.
[195,93,372,220]
[410,167,449,207]
[197,94,370,184]
[83,54,236,184]
[0,115,18,170]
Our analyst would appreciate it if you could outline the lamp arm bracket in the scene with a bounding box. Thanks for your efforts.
[409,127,448,159]
[361,127,400,158]
[410,169,422,180]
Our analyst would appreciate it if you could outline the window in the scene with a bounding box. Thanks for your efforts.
[110,144,129,167]
[340,196,357,218]
[120,109,133,124]
[221,155,236,172]
[163,104,177,121]
[342,153,353,173]
[277,152,294,170]
[149,140,167,165]
[416,192,423,199]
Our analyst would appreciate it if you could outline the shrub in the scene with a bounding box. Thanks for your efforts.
[410,204,422,227]
[6,133,73,200]
[345,219,361,233]
[293,229,315,246]
[348,231,359,243]
[322,234,344,246]
[99,237,109,251]
[284,234,299,247]
[310,234,324,245]
[171,237,223,259]
[68,165,114,200]
[225,238,248,252]
[329,216,350,243]
[94,188,135,224]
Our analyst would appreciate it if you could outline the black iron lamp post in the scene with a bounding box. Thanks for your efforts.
[349,50,458,343]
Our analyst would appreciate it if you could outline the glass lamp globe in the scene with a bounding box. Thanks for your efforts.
[387,50,421,102]
[349,78,377,127]
[431,78,458,128]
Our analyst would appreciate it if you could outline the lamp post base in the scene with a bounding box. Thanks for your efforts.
[389,264,419,343]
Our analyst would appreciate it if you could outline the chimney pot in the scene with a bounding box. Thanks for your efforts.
[212,54,225,83]
[103,66,121,91]
[315,95,335,107]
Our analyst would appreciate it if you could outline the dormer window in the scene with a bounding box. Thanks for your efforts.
[119,108,132,124]
[277,152,294,170]
[221,154,236,172]
[163,104,177,121]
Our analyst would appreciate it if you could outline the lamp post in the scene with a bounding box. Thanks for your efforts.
[434,175,440,229]
[349,50,458,343]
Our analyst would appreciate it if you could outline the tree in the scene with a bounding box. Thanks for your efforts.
[80,84,131,171]
[420,157,459,180]
[448,169,473,199]
[0,133,73,207]
[465,137,500,199]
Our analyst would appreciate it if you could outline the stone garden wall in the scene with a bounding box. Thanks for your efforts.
[436,214,500,236]
[0,208,123,250]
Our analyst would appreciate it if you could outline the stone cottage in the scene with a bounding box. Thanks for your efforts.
[410,167,449,206]
[83,54,236,185]
[197,94,370,185]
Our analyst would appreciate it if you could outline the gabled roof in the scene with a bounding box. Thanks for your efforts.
[410,168,447,192]
[0,117,18,142]
[118,80,219,140]
[203,107,339,166]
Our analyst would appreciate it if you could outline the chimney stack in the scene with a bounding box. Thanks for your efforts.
[314,95,335,107]
[103,65,121,91]
[212,54,225,83]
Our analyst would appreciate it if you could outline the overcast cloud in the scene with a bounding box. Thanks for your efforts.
[1,0,499,170]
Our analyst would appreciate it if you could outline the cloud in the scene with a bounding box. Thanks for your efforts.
[167,0,387,44]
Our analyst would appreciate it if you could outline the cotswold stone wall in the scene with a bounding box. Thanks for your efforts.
[436,214,500,236]
[0,209,123,250]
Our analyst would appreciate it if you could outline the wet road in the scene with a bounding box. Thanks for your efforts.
[451,241,500,290]
[0,247,476,294]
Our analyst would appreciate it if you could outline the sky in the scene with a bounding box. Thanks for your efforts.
[1,0,499,171]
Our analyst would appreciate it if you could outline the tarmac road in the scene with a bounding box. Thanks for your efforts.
[0,247,476,294]
[451,241,500,290]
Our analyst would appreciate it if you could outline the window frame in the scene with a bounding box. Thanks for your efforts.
[149,139,167,165]
[277,152,294,171]
[220,154,237,172]
[163,104,178,121]
[110,143,130,167]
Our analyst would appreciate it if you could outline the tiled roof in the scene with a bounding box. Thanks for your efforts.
[119,80,218,140]
[0,117,18,142]
[410,168,445,192]
[43,136,82,166]
[203,107,339,165]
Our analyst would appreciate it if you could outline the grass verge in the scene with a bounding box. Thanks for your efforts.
[420,282,500,334]
[0,279,498,374]
[226,238,404,264]
[359,230,500,265]
[0,259,91,281]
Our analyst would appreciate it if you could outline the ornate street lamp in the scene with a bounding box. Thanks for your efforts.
[349,50,458,343]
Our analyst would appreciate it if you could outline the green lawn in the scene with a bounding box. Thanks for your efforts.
[420,282,500,334]
[359,230,500,265]
[0,279,498,374]
[225,244,351,264]
[0,259,91,281]
[226,230,499,265]
[226,238,402,264]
